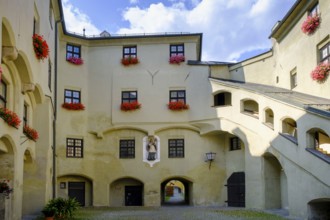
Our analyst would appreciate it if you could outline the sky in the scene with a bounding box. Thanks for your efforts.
[61,0,296,62]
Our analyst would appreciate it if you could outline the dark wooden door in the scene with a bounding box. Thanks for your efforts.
[226,172,245,207]
[68,182,85,206]
[125,186,142,206]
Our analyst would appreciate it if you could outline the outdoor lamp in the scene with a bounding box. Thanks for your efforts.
[205,152,216,170]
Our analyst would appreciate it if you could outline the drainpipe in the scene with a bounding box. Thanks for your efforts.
[53,19,62,199]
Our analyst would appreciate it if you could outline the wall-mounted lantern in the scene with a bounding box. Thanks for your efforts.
[205,152,216,170]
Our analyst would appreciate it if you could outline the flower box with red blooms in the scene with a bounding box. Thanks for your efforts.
[62,103,85,110]
[311,62,330,82]
[23,125,39,142]
[32,34,49,60]
[121,56,139,66]
[169,55,185,64]
[0,107,21,128]
[301,14,320,35]
[0,179,13,197]
[67,57,84,65]
[168,101,189,110]
[120,101,141,111]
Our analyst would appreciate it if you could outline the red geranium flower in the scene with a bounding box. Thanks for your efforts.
[120,101,141,111]
[0,107,21,128]
[32,34,49,60]
[168,101,189,110]
[62,103,85,110]
[121,56,139,66]
[23,125,39,142]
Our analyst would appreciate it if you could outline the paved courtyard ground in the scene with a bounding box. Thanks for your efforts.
[25,206,304,220]
[44,206,301,220]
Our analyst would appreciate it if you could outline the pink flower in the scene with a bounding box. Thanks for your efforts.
[311,62,330,82]
[67,57,84,65]
[169,55,185,64]
[301,15,320,35]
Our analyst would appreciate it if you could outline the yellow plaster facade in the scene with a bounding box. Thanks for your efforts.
[0,0,329,220]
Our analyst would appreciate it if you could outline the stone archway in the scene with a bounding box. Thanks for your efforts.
[0,136,15,220]
[308,198,330,219]
[57,175,93,207]
[161,177,192,206]
[263,153,288,210]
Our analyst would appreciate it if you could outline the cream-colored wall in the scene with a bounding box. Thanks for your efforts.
[0,0,56,219]
[229,0,330,99]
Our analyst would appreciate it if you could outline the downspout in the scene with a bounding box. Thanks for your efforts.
[53,19,62,199]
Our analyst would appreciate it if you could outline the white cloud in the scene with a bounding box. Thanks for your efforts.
[118,0,295,61]
[62,0,101,36]
[62,0,295,61]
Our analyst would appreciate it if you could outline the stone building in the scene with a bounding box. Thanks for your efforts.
[0,0,329,219]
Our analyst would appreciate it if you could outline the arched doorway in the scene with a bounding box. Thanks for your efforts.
[57,175,93,207]
[110,178,144,206]
[308,198,330,219]
[161,178,192,206]
[263,153,288,210]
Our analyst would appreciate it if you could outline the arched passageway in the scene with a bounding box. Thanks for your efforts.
[161,178,192,206]
[308,198,330,219]
[263,153,288,210]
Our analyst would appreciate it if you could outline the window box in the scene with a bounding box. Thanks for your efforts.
[169,55,185,64]
[32,34,49,60]
[168,101,189,111]
[62,103,85,110]
[311,62,330,82]
[120,101,141,111]
[301,14,320,35]
[67,57,83,65]
[0,107,21,128]
[121,56,139,66]
[23,125,39,142]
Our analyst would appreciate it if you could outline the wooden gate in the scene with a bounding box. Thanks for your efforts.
[225,172,245,207]
[68,182,85,206]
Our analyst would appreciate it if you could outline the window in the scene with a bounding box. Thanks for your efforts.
[214,92,231,106]
[320,43,330,63]
[0,80,7,108]
[168,139,184,158]
[309,3,319,16]
[122,91,137,103]
[230,137,241,151]
[170,44,184,57]
[66,138,83,158]
[123,46,137,58]
[48,59,52,90]
[119,140,135,158]
[64,89,81,104]
[23,104,28,127]
[242,99,259,118]
[290,68,297,89]
[66,44,81,60]
[169,90,186,103]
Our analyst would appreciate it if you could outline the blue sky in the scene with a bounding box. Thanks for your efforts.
[62,0,296,62]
